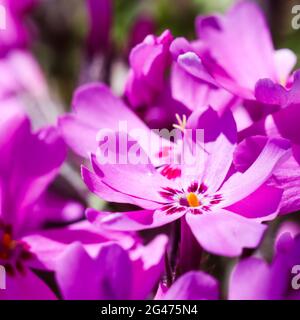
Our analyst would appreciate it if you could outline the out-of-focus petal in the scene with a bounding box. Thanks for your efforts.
[130,235,168,299]
[255,70,300,108]
[0,269,57,300]
[161,271,219,300]
[81,166,160,209]
[59,83,150,158]
[23,220,138,270]
[225,183,282,222]
[0,106,66,234]
[86,0,112,56]
[125,30,173,107]
[201,109,237,192]
[89,152,171,205]
[55,242,132,300]
[177,52,218,87]
[229,257,271,300]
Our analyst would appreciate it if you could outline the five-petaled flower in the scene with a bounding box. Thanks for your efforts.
[83,107,291,257]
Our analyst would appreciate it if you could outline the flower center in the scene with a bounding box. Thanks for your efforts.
[186,192,200,207]
[0,220,33,276]
[159,181,223,215]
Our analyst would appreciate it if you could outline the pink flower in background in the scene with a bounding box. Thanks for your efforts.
[0,0,299,301]
[180,1,297,100]
[125,30,173,108]
[1,215,167,299]
[23,221,168,300]
[255,69,300,108]
[124,29,238,127]
[59,83,157,159]
[229,223,300,300]
[0,104,65,299]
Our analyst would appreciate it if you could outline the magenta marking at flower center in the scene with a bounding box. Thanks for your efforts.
[159,181,222,215]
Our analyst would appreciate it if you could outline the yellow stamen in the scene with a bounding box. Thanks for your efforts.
[186,192,200,207]
[173,114,187,132]
[279,77,286,87]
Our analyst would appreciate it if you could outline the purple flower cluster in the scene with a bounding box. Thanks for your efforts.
[1,0,300,300]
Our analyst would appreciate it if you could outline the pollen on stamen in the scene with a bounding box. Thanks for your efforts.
[186,192,200,207]
[173,113,187,132]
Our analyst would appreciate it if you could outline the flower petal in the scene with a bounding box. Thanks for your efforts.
[81,165,160,209]
[59,83,151,158]
[87,208,186,231]
[125,30,173,107]
[177,52,218,87]
[55,242,132,300]
[0,115,66,234]
[274,49,297,85]
[130,235,168,299]
[23,220,137,270]
[196,1,276,97]
[185,107,237,192]
[225,183,282,222]
[228,257,271,300]
[220,137,291,206]
[202,109,237,192]
[186,210,266,257]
